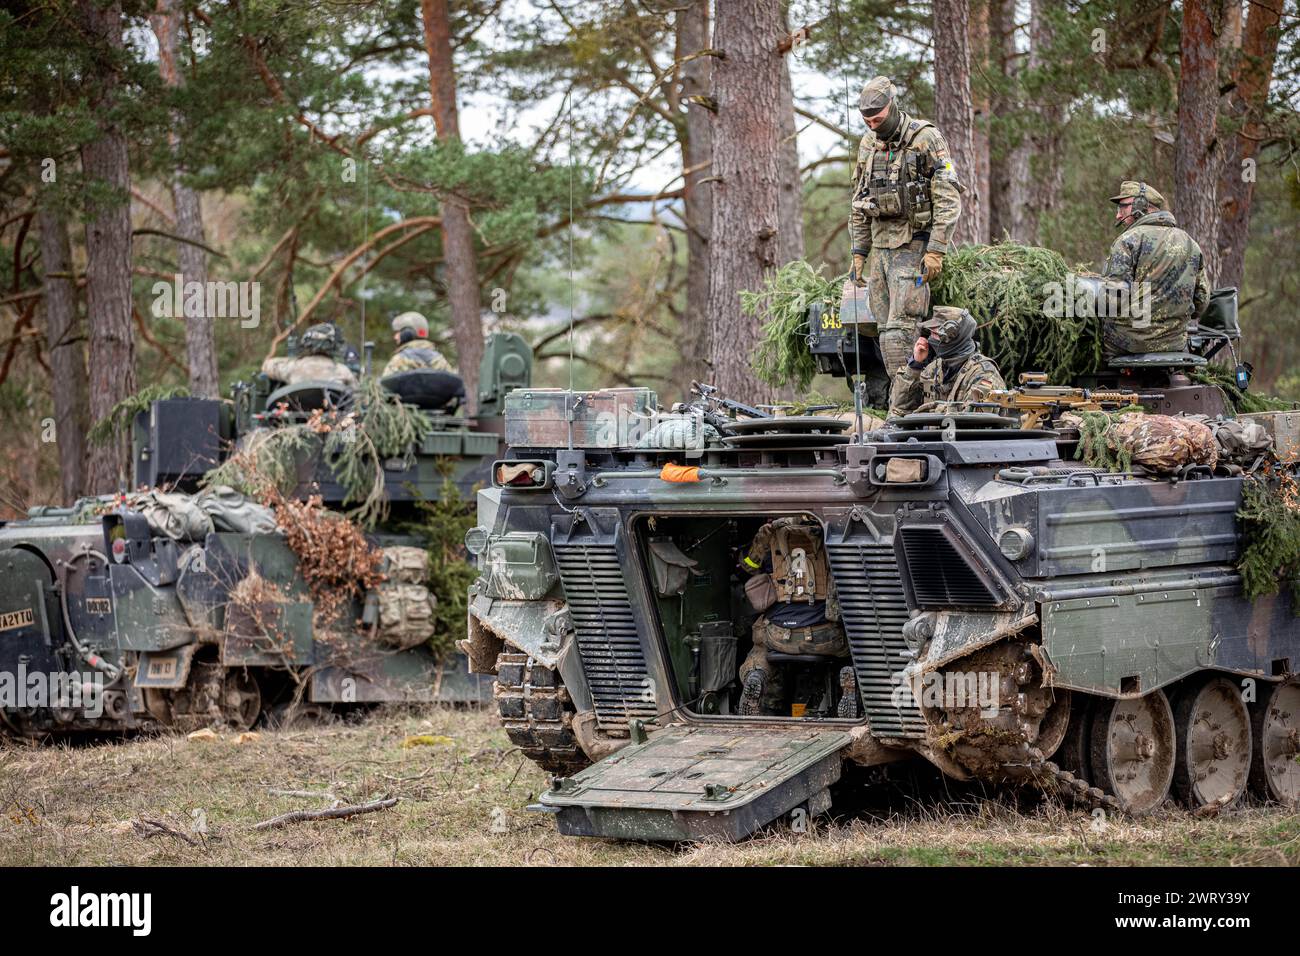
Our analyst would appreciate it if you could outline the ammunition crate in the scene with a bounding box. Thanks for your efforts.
[419,430,499,457]
[505,387,658,449]
[1239,410,1300,461]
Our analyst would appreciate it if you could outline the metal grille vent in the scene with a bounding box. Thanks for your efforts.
[826,539,926,739]
[552,541,657,730]
[899,526,1001,607]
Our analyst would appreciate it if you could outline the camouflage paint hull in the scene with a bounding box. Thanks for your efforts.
[466,405,1300,838]
[0,518,493,736]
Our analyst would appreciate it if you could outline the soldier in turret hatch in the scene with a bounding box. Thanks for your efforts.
[261,323,357,387]
[887,306,1004,417]
[383,311,452,376]
[736,517,848,716]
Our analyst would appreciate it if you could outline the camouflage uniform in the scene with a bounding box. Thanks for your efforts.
[887,306,1004,416]
[382,339,452,376]
[851,79,963,377]
[261,353,356,387]
[888,353,1004,417]
[736,519,848,715]
[1102,184,1210,357]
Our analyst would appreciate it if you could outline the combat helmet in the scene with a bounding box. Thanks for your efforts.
[858,76,903,143]
[299,323,340,356]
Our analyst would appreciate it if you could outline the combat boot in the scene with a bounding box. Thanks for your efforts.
[740,669,767,716]
[837,666,860,719]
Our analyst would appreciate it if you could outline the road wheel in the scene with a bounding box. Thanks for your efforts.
[1089,690,1175,815]
[1172,675,1251,809]
[1248,680,1300,807]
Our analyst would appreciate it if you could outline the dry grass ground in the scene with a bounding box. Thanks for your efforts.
[0,706,1296,866]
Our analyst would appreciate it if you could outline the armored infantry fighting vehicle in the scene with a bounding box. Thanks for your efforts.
[0,332,531,736]
[464,304,1300,841]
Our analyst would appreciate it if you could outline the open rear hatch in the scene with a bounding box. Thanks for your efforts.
[538,724,850,841]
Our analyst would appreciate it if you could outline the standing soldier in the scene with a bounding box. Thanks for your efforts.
[850,76,963,379]
[1101,181,1210,359]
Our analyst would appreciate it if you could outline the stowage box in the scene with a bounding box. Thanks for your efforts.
[504,387,658,449]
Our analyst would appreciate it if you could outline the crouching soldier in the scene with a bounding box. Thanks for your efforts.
[737,517,849,716]
[887,306,1004,417]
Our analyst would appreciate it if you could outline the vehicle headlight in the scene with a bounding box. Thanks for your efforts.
[997,527,1034,561]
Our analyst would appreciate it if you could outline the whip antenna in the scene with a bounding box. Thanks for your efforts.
[566,90,578,448]
[833,0,867,442]
[360,159,369,377]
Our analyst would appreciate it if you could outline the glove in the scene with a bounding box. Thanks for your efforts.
[922,250,944,283]
[851,253,867,287]
[913,336,932,365]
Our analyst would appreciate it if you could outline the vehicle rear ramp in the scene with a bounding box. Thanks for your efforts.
[538,723,851,841]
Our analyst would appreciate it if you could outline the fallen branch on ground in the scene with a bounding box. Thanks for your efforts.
[132,818,200,845]
[251,796,399,831]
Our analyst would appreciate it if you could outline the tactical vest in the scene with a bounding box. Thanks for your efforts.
[858,122,936,231]
[769,523,830,604]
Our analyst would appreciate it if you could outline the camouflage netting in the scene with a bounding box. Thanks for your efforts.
[1238,470,1300,604]
[747,245,1104,391]
[201,378,434,528]
[929,243,1102,384]
[409,476,477,659]
[268,491,386,629]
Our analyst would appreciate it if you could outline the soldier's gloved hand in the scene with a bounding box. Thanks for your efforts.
[922,250,944,283]
[851,253,867,287]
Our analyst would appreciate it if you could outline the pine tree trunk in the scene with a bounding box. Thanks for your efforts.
[987,0,1018,241]
[78,0,137,493]
[705,0,782,403]
[776,18,803,266]
[1019,1,1060,247]
[421,0,483,411]
[968,0,992,244]
[151,0,218,398]
[1175,0,1227,284]
[38,208,89,503]
[673,0,713,391]
[1010,0,1065,245]
[1215,0,1280,292]
[933,0,981,248]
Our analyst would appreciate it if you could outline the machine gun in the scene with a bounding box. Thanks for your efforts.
[980,372,1147,430]
[685,381,772,432]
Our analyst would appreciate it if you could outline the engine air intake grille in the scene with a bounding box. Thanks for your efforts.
[899,526,1001,607]
[826,540,926,739]
[552,541,658,730]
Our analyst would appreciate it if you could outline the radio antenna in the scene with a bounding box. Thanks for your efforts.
[566,90,577,449]
[360,158,370,377]
[833,0,866,443]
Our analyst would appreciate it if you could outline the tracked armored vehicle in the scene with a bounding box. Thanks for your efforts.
[465,318,1300,840]
[0,332,531,736]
